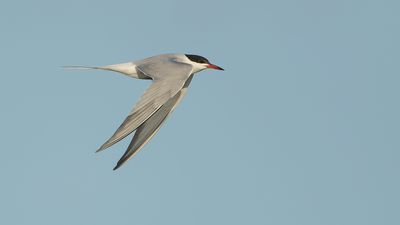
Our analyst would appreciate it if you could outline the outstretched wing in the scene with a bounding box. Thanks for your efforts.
[97,61,192,152]
[113,75,194,170]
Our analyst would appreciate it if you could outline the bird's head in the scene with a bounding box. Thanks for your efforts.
[185,54,224,73]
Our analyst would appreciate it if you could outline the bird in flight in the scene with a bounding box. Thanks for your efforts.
[66,54,224,170]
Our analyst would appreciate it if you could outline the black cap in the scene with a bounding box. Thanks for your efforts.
[185,54,210,64]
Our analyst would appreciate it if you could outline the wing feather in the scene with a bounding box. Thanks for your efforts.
[113,75,194,169]
[97,62,192,152]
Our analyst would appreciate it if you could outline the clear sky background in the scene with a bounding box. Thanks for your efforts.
[0,0,399,224]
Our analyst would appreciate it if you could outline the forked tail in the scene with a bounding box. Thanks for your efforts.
[62,62,143,79]
[62,65,104,70]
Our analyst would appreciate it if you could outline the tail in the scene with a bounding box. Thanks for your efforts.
[62,65,105,70]
[62,62,141,79]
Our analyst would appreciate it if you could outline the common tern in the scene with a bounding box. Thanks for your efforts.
[66,54,224,170]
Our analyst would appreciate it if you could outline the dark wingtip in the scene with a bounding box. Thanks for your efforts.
[113,162,122,170]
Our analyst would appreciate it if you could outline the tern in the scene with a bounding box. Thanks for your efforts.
[66,54,224,170]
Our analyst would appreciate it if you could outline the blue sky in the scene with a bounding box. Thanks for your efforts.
[0,0,399,224]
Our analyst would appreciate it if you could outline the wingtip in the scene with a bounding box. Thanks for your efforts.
[113,163,121,170]
[95,147,105,153]
[96,142,111,153]
[113,157,127,170]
